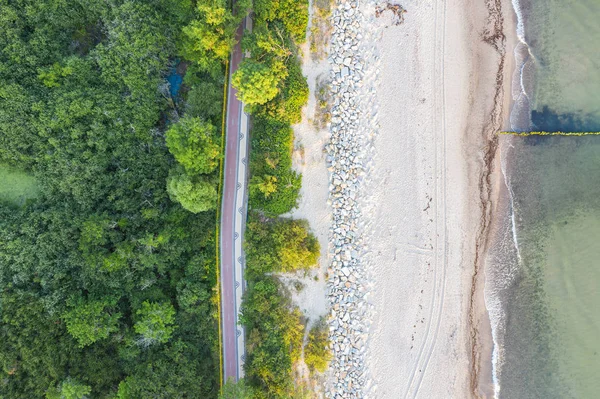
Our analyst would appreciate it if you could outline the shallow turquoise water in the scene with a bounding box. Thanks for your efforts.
[498,0,600,398]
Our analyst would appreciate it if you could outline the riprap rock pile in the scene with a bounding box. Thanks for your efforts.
[326,0,375,397]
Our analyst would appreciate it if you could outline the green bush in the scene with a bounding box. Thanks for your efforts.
[186,81,224,121]
[179,0,250,76]
[232,59,287,105]
[219,379,254,399]
[134,301,177,346]
[245,215,320,279]
[304,318,331,373]
[46,378,91,399]
[253,0,309,43]
[251,55,308,124]
[62,297,121,347]
[248,117,302,215]
[240,277,304,397]
[280,56,309,124]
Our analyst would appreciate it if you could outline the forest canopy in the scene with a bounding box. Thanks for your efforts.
[0,0,242,397]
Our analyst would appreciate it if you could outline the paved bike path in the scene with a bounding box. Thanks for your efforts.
[220,16,251,383]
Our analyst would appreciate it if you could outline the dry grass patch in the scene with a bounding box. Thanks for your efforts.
[309,0,333,61]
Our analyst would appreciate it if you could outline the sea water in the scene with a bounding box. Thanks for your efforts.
[495,0,600,398]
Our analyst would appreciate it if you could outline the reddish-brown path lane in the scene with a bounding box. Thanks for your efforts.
[220,16,249,383]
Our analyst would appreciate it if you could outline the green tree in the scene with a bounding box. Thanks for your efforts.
[250,174,278,198]
[232,59,287,105]
[180,0,250,75]
[167,169,218,213]
[247,116,302,215]
[94,1,171,98]
[0,0,222,397]
[304,318,331,373]
[62,298,121,347]
[116,339,213,398]
[134,301,176,346]
[240,278,304,396]
[245,216,320,277]
[219,378,254,399]
[186,81,224,120]
[165,116,221,175]
[46,378,91,399]
[274,219,320,271]
[253,0,309,43]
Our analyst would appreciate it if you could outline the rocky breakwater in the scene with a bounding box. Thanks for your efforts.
[326,0,375,397]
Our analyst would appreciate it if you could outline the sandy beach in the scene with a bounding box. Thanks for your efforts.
[289,0,518,396]
[360,0,516,397]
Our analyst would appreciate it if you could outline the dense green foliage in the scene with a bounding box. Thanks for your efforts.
[242,213,319,397]
[241,213,320,398]
[232,59,286,105]
[219,379,254,399]
[46,378,91,399]
[62,297,121,348]
[241,277,305,398]
[253,0,310,43]
[237,0,315,397]
[304,318,331,373]
[232,0,309,217]
[248,117,301,216]
[0,164,40,206]
[181,0,250,77]
[164,116,220,213]
[245,217,319,279]
[134,301,177,346]
[167,168,218,213]
[0,0,243,397]
[0,0,315,396]
[166,117,221,175]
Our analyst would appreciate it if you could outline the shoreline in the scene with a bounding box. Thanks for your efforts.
[295,0,522,396]
[471,0,522,397]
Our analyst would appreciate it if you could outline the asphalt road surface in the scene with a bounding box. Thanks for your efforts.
[219,16,250,383]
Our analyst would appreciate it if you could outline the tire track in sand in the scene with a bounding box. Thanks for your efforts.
[403,0,448,397]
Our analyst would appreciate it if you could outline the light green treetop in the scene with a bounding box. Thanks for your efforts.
[46,378,91,399]
[165,116,221,175]
[232,59,287,105]
[134,301,176,346]
[166,168,217,213]
[62,298,121,347]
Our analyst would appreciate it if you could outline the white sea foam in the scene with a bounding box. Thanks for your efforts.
[510,0,535,131]
[511,0,526,42]
[485,140,522,399]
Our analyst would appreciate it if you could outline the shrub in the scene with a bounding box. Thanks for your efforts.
[46,378,91,399]
[185,81,224,121]
[245,215,320,278]
[253,0,309,43]
[240,277,304,396]
[252,55,308,124]
[280,56,309,124]
[219,379,254,399]
[62,298,121,347]
[249,117,302,215]
[304,318,331,373]
[179,0,250,76]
